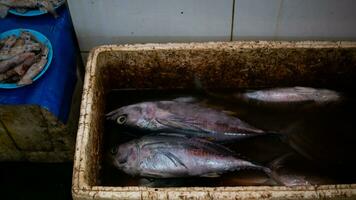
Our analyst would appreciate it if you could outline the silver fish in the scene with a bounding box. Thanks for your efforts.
[236,87,341,104]
[0,52,34,73]
[106,98,268,142]
[111,134,271,178]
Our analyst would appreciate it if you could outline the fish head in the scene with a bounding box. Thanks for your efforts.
[110,141,140,175]
[107,103,158,129]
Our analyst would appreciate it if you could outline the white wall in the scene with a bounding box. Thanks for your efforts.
[67,0,356,61]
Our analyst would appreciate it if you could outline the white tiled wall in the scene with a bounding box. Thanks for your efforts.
[68,0,356,60]
[275,0,356,40]
[233,0,282,40]
[68,0,233,51]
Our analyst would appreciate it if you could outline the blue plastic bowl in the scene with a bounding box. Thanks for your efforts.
[0,29,53,89]
[9,4,62,17]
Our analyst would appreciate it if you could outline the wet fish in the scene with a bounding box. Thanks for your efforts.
[0,52,34,73]
[0,43,41,61]
[236,87,341,105]
[110,134,272,178]
[106,98,270,142]
[0,53,36,82]
[0,0,61,18]
[17,47,47,85]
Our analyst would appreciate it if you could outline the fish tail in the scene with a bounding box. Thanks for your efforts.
[17,78,33,86]
[265,153,295,186]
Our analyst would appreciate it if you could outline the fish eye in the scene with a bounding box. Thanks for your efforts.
[117,114,127,125]
[110,147,118,155]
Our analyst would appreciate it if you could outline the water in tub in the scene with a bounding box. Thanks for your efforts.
[100,87,356,187]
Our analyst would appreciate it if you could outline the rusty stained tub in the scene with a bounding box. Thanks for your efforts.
[72,41,356,200]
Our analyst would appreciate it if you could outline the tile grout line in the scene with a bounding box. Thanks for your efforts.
[274,0,284,39]
[230,0,236,41]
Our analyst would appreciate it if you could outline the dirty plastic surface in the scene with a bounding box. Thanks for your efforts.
[0,6,78,123]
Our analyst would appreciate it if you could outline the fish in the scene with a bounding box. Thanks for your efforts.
[106,97,272,142]
[0,35,17,52]
[0,3,9,18]
[0,52,35,73]
[49,0,65,7]
[236,87,341,105]
[17,47,47,86]
[37,0,58,17]
[15,8,28,13]
[13,37,25,47]
[0,53,36,82]
[0,0,61,18]
[0,43,41,61]
[20,31,37,45]
[110,134,272,178]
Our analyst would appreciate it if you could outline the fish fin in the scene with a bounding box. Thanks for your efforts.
[161,152,188,169]
[150,132,190,139]
[156,116,205,133]
[221,110,238,116]
[268,152,294,171]
[201,173,220,178]
[173,97,198,103]
[264,153,297,186]
[0,4,9,18]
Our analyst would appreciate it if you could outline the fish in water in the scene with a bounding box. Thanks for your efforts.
[17,46,48,85]
[236,86,341,105]
[106,97,272,142]
[0,0,62,18]
[0,52,35,73]
[110,134,272,178]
